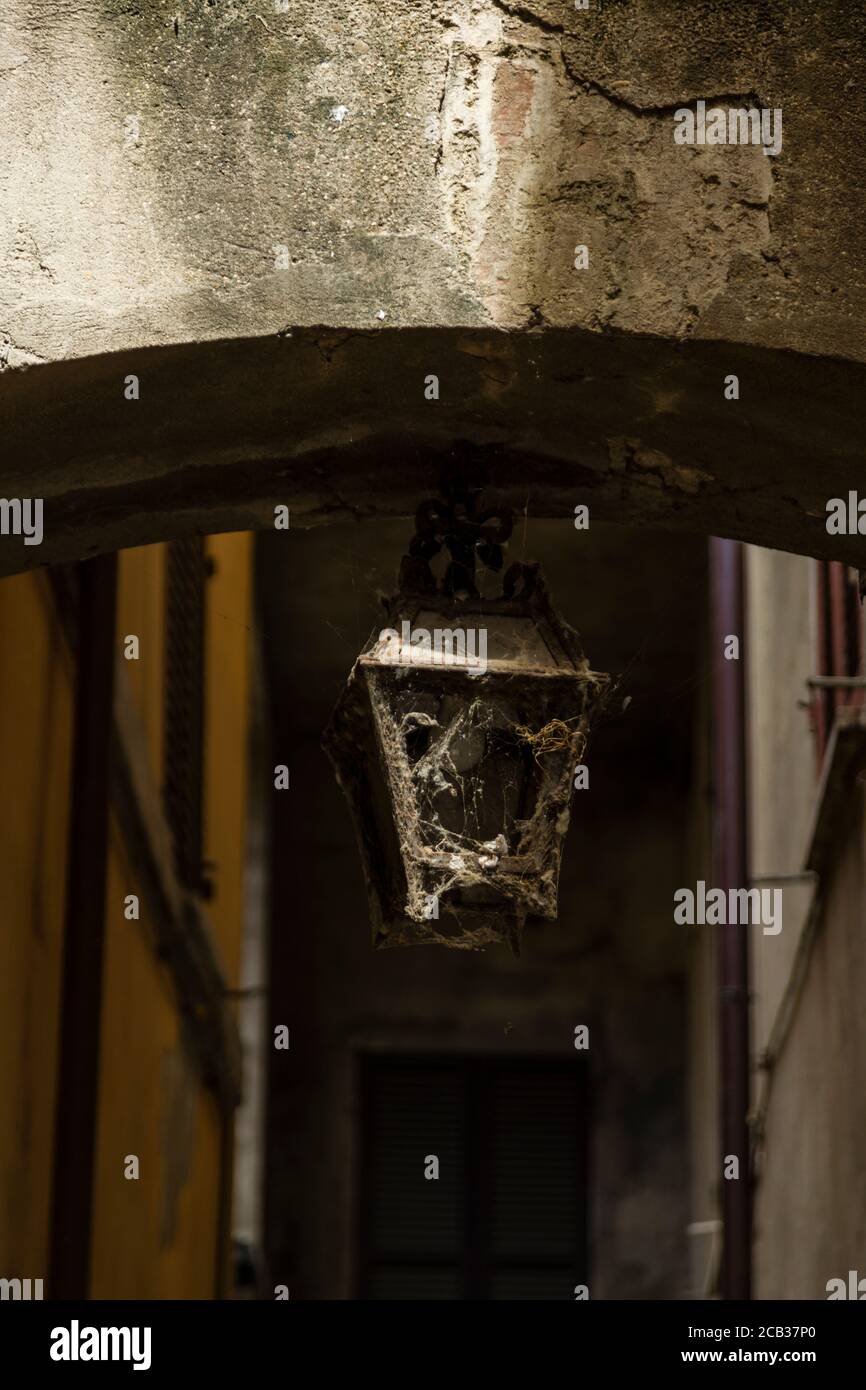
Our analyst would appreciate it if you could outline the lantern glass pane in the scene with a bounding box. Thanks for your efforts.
[386,678,535,854]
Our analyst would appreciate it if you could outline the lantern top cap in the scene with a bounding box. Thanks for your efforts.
[369,572,590,676]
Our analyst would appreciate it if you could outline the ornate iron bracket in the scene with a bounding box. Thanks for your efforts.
[398,463,535,600]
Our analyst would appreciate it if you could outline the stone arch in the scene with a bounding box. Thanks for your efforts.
[2,326,865,575]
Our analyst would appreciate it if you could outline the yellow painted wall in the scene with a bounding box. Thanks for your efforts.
[0,572,73,1279]
[0,538,252,1297]
[116,543,166,789]
[113,534,253,981]
[204,533,253,984]
[87,536,252,1296]
[90,824,222,1299]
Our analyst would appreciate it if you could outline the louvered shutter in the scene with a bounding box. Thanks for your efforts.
[359,1057,587,1300]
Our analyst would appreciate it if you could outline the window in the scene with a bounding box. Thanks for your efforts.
[164,537,209,896]
[813,561,864,766]
[357,1055,588,1300]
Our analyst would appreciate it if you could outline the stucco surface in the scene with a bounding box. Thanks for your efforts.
[1,0,864,361]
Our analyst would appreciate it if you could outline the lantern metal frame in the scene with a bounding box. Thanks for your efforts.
[323,560,610,952]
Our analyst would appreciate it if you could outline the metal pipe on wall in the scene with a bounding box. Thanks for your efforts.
[709,536,752,1300]
[48,554,118,1299]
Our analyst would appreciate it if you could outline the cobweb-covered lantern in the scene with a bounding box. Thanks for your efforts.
[323,477,611,952]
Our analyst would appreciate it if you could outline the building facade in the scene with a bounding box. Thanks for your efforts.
[0,534,254,1298]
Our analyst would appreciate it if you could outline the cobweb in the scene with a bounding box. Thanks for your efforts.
[370,667,601,951]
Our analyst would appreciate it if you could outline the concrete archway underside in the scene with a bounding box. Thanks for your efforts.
[2,326,864,575]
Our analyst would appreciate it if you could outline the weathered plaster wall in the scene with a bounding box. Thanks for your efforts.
[2,2,865,574]
[752,796,866,1300]
[746,549,817,1063]
[746,546,866,1299]
[2,0,865,361]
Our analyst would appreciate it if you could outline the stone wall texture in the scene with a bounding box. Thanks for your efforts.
[2,1,865,574]
[2,0,865,361]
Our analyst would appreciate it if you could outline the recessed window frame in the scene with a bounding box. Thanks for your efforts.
[356,1052,589,1301]
[812,560,864,769]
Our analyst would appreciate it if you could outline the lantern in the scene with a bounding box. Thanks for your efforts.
[323,474,611,952]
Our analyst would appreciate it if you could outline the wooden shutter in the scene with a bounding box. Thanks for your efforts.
[358,1056,588,1300]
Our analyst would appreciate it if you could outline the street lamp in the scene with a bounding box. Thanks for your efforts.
[323,473,610,952]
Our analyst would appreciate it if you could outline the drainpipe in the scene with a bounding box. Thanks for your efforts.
[49,554,118,1299]
[709,537,751,1300]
